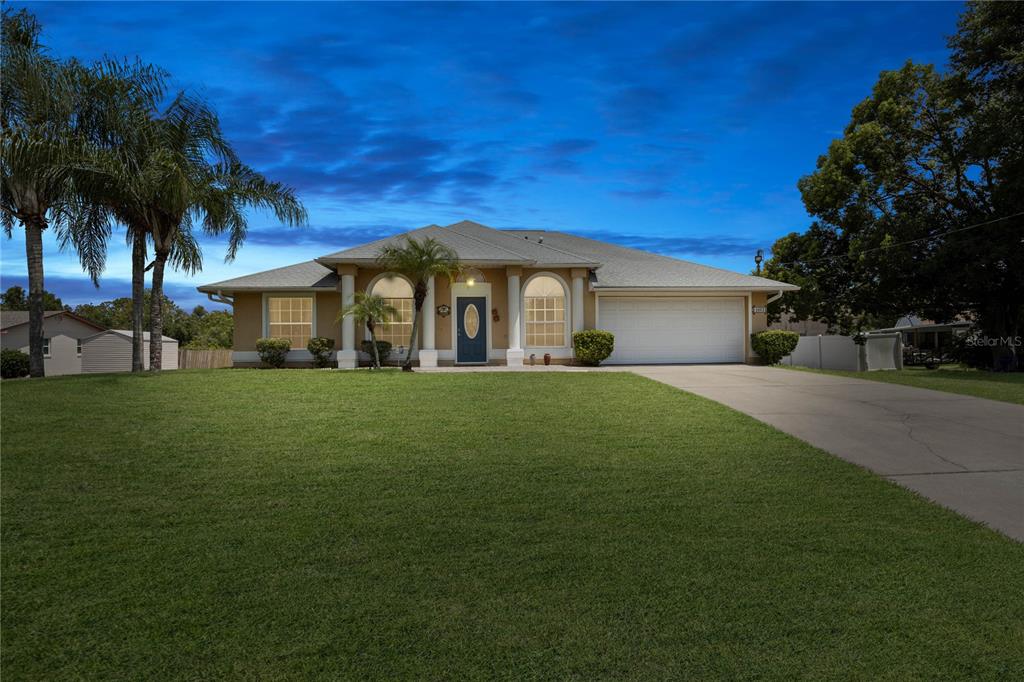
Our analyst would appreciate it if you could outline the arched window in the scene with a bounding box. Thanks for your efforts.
[524,275,567,347]
[370,275,414,347]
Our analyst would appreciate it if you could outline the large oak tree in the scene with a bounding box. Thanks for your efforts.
[764,2,1023,367]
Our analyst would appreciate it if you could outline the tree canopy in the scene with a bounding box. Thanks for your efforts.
[0,285,65,311]
[763,2,1023,367]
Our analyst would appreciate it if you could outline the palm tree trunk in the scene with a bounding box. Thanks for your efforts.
[368,323,382,369]
[131,233,146,372]
[148,250,168,371]
[403,304,421,372]
[24,216,46,378]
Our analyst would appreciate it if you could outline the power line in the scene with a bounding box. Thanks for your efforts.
[771,211,1024,268]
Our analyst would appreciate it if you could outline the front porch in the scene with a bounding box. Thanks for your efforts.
[334,265,592,368]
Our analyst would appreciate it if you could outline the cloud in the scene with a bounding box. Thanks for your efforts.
[0,274,216,310]
[575,230,763,257]
[603,86,674,133]
[242,223,406,249]
[528,138,597,175]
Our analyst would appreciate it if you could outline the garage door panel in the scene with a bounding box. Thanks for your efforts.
[600,297,744,364]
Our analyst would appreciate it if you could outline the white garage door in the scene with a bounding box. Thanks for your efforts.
[599,297,745,364]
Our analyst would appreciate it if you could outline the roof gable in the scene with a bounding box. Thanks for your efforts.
[198,219,798,293]
[0,310,105,332]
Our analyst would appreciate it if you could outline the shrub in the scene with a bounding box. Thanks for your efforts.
[361,339,393,363]
[307,336,335,368]
[256,337,291,368]
[1,348,30,378]
[750,330,799,365]
[573,330,615,366]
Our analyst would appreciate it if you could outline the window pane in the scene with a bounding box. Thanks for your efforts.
[267,297,313,348]
[525,283,565,347]
[376,297,413,346]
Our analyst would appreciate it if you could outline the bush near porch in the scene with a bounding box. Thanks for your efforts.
[255,337,291,368]
[572,329,614,365]
[751,329,799,364]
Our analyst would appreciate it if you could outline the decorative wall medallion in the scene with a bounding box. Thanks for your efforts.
[437,304,451,317]
[464,304,480,339]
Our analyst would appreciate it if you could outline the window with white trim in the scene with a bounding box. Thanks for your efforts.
[370,276,414,347]
[42,337,51,357]
[525,276,566,347]
[76,339,82,356]
[267,296,313,348]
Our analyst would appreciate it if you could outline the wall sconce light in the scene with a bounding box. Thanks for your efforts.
[436,304,451,317]
[466,277,476,286]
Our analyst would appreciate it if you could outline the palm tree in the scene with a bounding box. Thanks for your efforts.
[376,237,461,371]
[145,146,306,370]
[339,292,397,369]
[67,59,166,372]
[85,92,306,371]
[1,8,159,376]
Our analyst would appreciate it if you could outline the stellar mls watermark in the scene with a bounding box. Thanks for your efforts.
[964,334,1022,347]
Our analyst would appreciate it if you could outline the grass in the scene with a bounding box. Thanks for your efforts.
[783,364,1024,405]
[2,370,1022,679]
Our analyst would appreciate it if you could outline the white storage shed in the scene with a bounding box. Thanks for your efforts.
[81,330,179,373]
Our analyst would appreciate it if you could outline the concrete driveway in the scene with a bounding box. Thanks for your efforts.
[624,365,1024,541]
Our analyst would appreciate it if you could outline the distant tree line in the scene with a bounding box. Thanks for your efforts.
[1,285,231,349]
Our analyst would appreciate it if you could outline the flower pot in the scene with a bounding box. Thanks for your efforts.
[543,353,551,366]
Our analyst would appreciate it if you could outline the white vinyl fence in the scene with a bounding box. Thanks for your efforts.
[781,333,902,372]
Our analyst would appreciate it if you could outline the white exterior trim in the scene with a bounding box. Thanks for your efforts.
[592,286,798,293]
[450,281,492,364]
[746,293,753,360]
[520,270,571,352]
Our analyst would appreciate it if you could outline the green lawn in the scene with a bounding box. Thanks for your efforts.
[2,370,1022,679]
[784,364,1024,405]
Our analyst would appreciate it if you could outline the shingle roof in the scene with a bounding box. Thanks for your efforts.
[197,260,338,293]
[0,310,106,331]
[198,220,797,293]
[506,230,798,290]
[88,330,178,343]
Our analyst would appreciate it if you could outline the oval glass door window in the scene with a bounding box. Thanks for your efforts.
[464,304,480,339]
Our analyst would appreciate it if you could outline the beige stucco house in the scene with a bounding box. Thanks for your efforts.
[0,310,106,376]
[198,220,797,368]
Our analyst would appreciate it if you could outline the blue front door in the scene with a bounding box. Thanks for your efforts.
[456,296,487,363]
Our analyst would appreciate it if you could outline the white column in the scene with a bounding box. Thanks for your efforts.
[419,276,438,367]
[572,275,585,333]
[337,273,357,368]
[506,272,523,367]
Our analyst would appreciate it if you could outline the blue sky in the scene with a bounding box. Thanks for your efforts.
[2,1,963,309]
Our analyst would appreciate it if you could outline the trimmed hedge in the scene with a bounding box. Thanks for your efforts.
[360,339,393,363]
[750,330,799,365]
[1,348,30,378]
[307,336,335,368]
[256,337,291,368]
[573,330,615,366]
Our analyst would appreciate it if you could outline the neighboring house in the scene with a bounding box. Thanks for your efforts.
[81,330,179,373]
[0,310,106,376]
[197,220,798,367]
[870,315,973,349]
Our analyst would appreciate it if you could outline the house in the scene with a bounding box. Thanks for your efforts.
[197,220,798,367]
[81,330,179,373]
[0,310,106,375]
